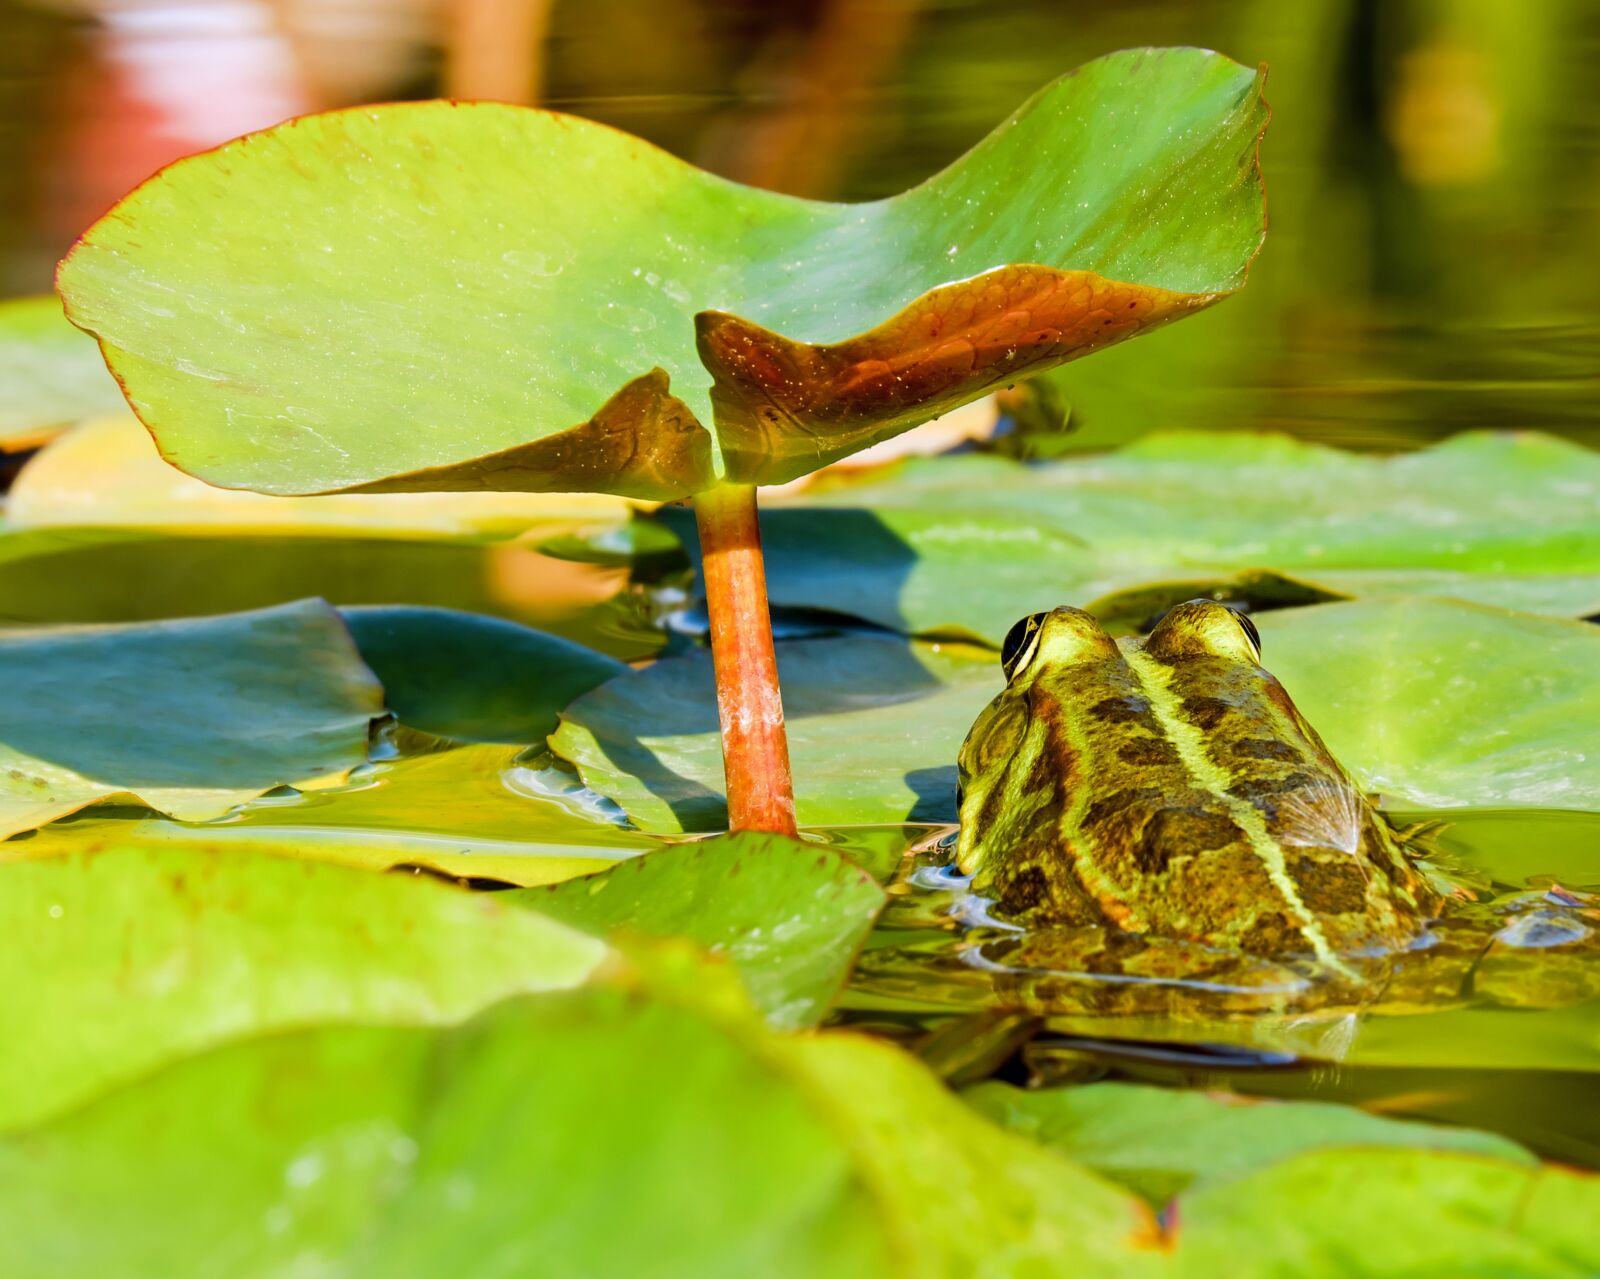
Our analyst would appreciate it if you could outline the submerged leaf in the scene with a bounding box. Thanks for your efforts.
[0,843,605,1132]
[0,599,382,837]
[58,49,1265,496]
[522,832,886,1029]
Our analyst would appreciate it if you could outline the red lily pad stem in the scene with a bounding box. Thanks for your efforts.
[693,482,797,834]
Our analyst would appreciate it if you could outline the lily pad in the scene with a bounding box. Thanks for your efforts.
[58,48,1265,497]
[0,842,606,1132]
[522,832,886,1029]
[0,295,125,446]
[745,430,1600,640]
[341,605,627,744]
[7,413,640,538]
[555,600,1600,830]
[1259,598,1600,810]
[0,599,382,837]
[965,1081,1529,1205]
[551,633,999,831]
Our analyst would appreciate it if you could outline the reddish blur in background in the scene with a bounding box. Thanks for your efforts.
[6,0,1600,449]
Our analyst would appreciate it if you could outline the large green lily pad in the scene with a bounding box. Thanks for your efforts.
[6,974,1596,1277]
[0,295,125,446]
[342,605,627,744]
[965,1081,1528,1205]
[737,430,1600,641]
[522,832,886,1029]
[554,600,1600,830]
[0,843,605,1132]
[1259,599,1600,810]
[0,599,382,837]
[58,48,1265,497]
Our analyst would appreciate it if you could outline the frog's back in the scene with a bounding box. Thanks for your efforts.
[958,602,1438,965]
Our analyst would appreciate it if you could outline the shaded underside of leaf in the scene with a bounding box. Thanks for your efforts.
[0,295,125,445]
[0,598,383,837]
[521,832,887,1029]
[57,48,1266,497]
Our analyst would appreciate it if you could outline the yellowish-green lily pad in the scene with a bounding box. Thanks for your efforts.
[0,295,125,447]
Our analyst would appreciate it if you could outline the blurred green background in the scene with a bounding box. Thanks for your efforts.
[4,0,1599,451]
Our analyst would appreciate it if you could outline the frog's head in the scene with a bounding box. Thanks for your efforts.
[962,597,1440,966]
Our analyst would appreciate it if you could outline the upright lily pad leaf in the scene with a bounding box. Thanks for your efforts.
[965,1081,1529,1206]
[0,599,382,837]
[341,606,627,744]
[1260,599,1600,810]
[0,843,606,1132]
[57,48,1265,496]
[0,296,125,446]
[7,414,640,539]
[521,832,887,1029]
[551,634,1000,831]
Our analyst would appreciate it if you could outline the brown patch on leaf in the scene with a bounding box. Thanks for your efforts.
[700,264,1221,486]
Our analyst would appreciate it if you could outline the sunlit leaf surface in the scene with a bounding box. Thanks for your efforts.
[0,599,382,837]
[0,844,605,1132]
[0,296,125,446]
[555,601,1600,830]
[729,431,1600,642]
[1260,598,1600,810]
[523,832,886,1029]
[58,49,1265,497]
[7,414,639,537]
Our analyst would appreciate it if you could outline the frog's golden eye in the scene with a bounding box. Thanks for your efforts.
[1235,610,1262,659]
[1001,611,1048,680]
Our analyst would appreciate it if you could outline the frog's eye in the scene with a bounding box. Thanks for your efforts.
[1234,610,1262,659]
[1001,611,1048,680]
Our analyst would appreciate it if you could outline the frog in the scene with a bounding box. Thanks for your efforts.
[924,599,1599,1019]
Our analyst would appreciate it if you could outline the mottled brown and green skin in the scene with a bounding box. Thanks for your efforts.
[951,601,1598,1016]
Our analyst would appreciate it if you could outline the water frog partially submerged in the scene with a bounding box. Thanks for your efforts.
[935,600,1598,1017]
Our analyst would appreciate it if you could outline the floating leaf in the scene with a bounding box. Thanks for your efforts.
[522,832,886,1029]
[740,430,1600,641]
[58,48,1265,497]
[342,605,627,744]
[1260,598,1600,810]
[551,633,998,831]
[555,600,1600,830]
[0,843,605,1132]
[0,599,382,837]
[0,296,125,446]
[7,414,640,538]
[965,1081,1529,1205]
